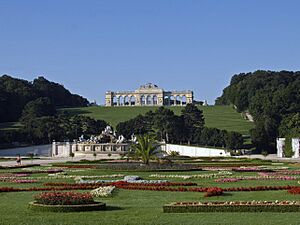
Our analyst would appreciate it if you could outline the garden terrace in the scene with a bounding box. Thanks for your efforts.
[1,157,300,225]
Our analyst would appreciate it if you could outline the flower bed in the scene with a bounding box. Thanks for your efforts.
[12,169,64,175]
[28,201,106,212]
[90,186,115,197]
[54,164,98,169]
[10,179,38,183]
[230,175,297,181]
[44,181,197,187]
[163,201,300,213]
[0,184,101,192]
[34,191,95,205]
[77,178,170,184]
[149,171,232,180]
[204,187,223,197]
[95,163,204,171]
[29,191,107,212]
[232,167,274,172]
[215,178,239,183]
[288,187,300,195]
[113,184,295,193]
[48,174,125,179]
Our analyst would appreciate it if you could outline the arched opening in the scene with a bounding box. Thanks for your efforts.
[113,96,117,106]
[170,96,175,105]
[164,95,170,105]
[130,96,136,106]
[119,96,124,106]
[141,95,146,105]
[153,95,158,105]
[176,96,181,105]
[146,95,152,105]
[182,95,187,105]
[124,96,129,106]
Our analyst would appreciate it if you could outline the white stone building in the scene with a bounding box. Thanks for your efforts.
[105,83,193,107]
[51,141,129,157]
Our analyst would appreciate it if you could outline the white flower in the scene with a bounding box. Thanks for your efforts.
[90,186,115,197]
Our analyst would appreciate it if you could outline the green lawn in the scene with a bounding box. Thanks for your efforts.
[60,105,254,135]
[1,159,300,225]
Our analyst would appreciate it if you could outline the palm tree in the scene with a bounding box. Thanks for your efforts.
[129,134,161,165]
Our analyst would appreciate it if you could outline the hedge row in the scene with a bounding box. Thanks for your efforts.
[163,204,300,213]
[116,185,295,193]
[28,201,106,212]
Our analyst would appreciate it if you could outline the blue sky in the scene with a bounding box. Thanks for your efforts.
[0,0,300,104]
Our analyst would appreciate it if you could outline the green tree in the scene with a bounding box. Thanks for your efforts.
[181,104,205,144]
[21,97,56,122]
[279,113,300,137]
[150,107,183,143]
[129,134,161,165]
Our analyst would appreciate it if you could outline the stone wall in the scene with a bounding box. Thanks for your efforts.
[162,144,230,157]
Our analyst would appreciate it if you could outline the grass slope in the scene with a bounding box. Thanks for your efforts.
[61,105,254,135]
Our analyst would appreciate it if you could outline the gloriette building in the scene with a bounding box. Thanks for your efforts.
[105,83,193,106]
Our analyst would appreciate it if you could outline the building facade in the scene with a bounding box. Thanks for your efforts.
[52,141,129,157]
[105,83,193,106]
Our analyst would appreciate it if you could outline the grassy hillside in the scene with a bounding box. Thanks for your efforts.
[61,105,254,135]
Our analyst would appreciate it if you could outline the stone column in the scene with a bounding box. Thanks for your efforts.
[135,94,140,106]
[292,138,300,158]
[117,96,120,106]
[276,138,285,157]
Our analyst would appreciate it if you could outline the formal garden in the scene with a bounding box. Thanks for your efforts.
[1,155,300,225]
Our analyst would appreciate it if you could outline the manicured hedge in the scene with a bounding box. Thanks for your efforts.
[56,163,204,171]
[163,202,300,213]
[28,201,106,212]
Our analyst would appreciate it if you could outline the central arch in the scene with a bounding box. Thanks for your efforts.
[164,95,170,105]
[146,95,152,105]
[141,95,146,105]
[119,96,124,106]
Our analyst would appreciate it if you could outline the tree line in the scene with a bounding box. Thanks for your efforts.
[0,75,89,122]
[1,103,243,150]
[116,104,244,150]
[216,70,300,154]
[0,114,108,147]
